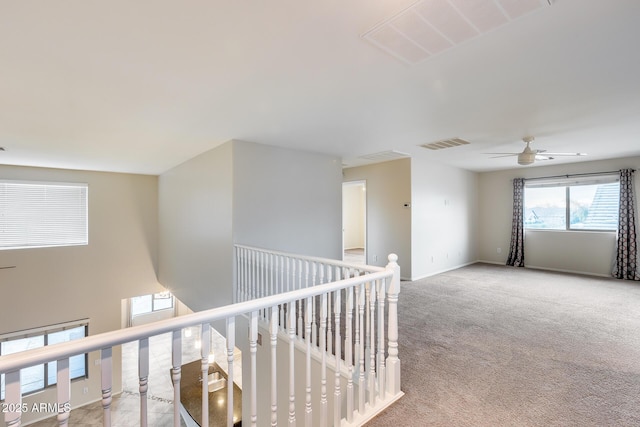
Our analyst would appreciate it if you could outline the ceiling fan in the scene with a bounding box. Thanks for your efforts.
[487,136,587,165]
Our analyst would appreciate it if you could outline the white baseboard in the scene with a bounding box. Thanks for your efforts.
[475,259,612,278]
[523,264,612,278]
[408,260,478,281]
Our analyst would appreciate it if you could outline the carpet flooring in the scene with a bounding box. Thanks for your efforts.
[365,263,640,427]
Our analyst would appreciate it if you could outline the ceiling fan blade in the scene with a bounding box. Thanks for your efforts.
[541,152,587,156]
[487,153,519,158]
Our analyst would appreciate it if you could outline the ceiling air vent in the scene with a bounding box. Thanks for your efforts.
[362,0,553,65]
[358,150,411,162]
[420,138,470,150]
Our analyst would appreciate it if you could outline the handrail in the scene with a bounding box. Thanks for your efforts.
[0,269,391,375]
[2,249,401,427]
[234,244,384,273]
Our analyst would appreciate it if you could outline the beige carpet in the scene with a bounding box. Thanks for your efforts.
[366,263,640,427]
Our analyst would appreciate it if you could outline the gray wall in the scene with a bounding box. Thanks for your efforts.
[478,156,640,276]
[158,141,234,313]
[233,140,343,259]
[159,140,343,316]
[0,165,160,423]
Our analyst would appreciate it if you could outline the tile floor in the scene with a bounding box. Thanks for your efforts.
[29,326,241,426]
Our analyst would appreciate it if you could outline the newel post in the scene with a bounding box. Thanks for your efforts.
[385,253,401,395]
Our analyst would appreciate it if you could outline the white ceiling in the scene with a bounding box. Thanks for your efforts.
[1,0,639,175]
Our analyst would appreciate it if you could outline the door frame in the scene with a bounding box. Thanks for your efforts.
[342,180,367,263]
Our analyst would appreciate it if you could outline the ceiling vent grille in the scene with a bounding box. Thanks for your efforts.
[420,137,470,150]
[362,0,553,65]
[358,150,411,162]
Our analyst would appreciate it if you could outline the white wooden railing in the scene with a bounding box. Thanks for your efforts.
[0,247,401,427]
[235,245,402,426]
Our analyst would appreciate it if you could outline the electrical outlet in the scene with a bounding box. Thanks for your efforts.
[257,333,262,346]
[83,387,89,394]
[497,247,502,254]
[373,255,377,262]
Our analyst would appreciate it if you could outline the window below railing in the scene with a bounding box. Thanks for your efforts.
[0,320,88,400]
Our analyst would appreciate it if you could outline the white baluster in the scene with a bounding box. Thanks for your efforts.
[56,358,70,427]
[171,331,182,427]
[200,324,210,427]
[296,260,308,289]
[319,292,328,427]
[249,250,255,301]
[364,282,371,374]
[277,255,282,295]
[269,254,277,295]
[304,297,313,427]
[357,283,366,415]
[386,254,401,396]
[139,338,149,427]
[241,247,247,301]
[236,247,241,302]
[245,247,249,300]
[287,256,292,292]
[354,281,361,379]
[227,317,236,427]
[297,261,304,335]
[345,284,355,423]
[270,306,279,427]
[289,259,295,336]
[101,347,113,427]
[258,252,263,319]
[377,279,387,399]
[288,301,297,427]
[3,370,21,427]
[252,249,257,300]
[333,289,342,427]
[311,263,317,347]
[250,311,258,427]
[280,258,285,331]
[368,282,377,407]
[304,261,311,344]
[326,266,332,355]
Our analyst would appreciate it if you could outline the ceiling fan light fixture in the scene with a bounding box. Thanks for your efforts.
[518,152,536,165]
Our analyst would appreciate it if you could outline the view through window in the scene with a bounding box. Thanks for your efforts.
[131,292,174,317]
[524,178,620,231]
[0,322,88,400]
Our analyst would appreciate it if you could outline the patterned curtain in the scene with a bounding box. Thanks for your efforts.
[612,169,640,280]
[506,178,525,267]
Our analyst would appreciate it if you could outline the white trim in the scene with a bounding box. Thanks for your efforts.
[0,319,89,342]
[408,260,477,281]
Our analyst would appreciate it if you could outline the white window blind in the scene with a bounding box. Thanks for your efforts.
[0,181,88,250]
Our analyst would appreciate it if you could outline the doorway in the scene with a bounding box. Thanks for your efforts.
[342,180,366,264]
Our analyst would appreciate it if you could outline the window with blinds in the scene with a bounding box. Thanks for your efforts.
[0,181,88,250]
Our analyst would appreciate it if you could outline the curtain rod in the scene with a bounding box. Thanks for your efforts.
[524,169,633,182]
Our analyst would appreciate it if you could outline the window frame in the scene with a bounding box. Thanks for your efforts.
[131,292,175,318]
[0,320,89,400]
[524,175,620,233]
